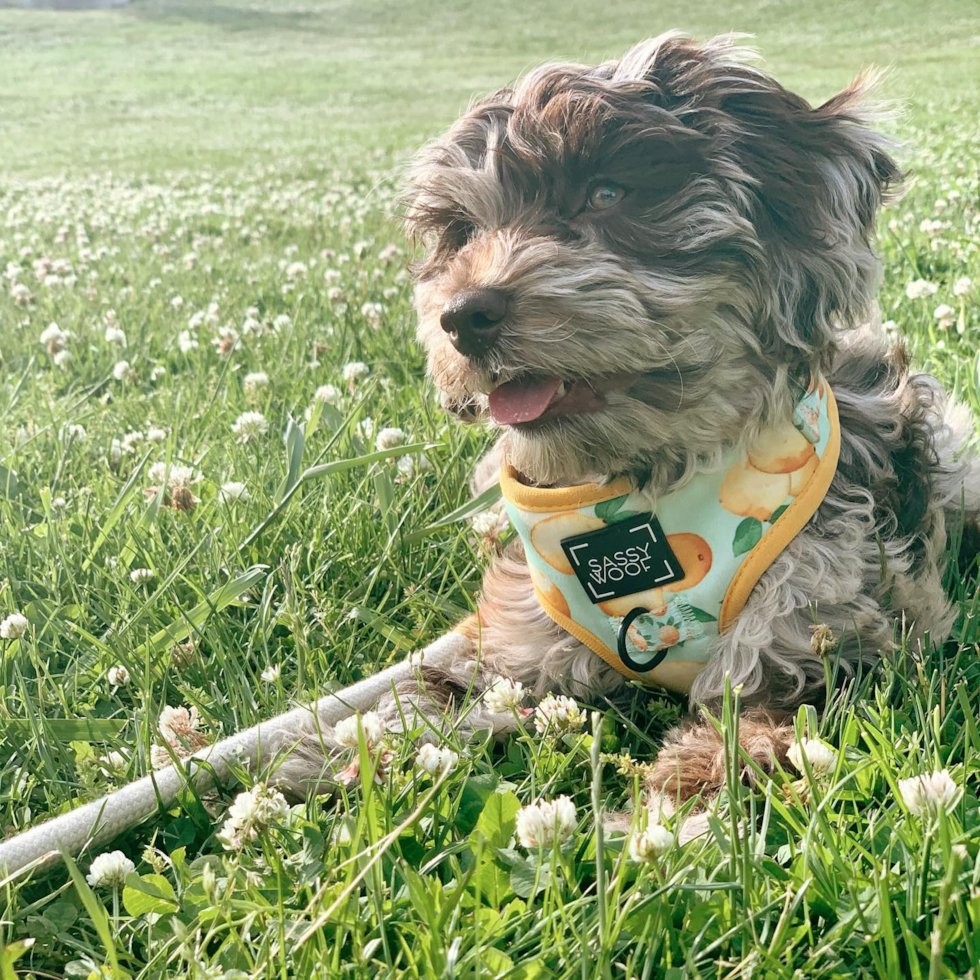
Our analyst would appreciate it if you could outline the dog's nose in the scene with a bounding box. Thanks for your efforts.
[440,288,508,356]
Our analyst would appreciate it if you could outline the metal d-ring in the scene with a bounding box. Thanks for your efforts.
[617,606,671,674]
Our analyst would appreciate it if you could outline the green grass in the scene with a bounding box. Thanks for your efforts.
[1,0,980,174]
[1,1,980,977]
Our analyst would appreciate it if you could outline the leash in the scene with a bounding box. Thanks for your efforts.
[0,632,469,879]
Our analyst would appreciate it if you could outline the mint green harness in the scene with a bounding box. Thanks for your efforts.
[499,377,840,692]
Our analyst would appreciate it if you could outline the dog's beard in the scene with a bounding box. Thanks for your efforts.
[504,394,675,486]
[500,360,773,490]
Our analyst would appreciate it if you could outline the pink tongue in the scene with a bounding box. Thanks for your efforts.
[488,377,562,424]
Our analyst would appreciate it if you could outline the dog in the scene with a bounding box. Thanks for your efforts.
[277,33,979,806]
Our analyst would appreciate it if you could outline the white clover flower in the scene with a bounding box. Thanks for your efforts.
[104,325,127,346]
[159,704,200,740]
[146,426,167,443]
[360,301,384,326]
[86,850,135,888]
[333,710,386,750]
[357,417,375,441]
[169,464,198,488]
[243,371,270,396]
[64,423,87,443]
[786,737,837,776]
[53,349,73,369]
[130,567,154,585]
[118,430,144,454]
[170,295,184,310]
[112,359,132,381]
[313,384,340,405]
[148,462,199,490]
[533,694,586,736]
[905,279,938,300]
[107,665,131,687]
[953,276,972,297]
[342,361,369,383]
[39,322,68,351]
[124,429,143,450]
[0,612,29,640]
[934,303,956,330]
[898,769,962,818]
[629,824,674,863]
[242,782,288,824]
[177,330,199,353]
[212,325,240,355]
[416,743,459,776]
[375,427,407,451]
[516,796,577,848]
[220,480,249,502]
[232,411,269,443]
[470,509,510,540]
[102,750,127,772]
[484,676,525,713]
[397,453,432,478]
[217,782,289,851]
[260,664,281,682]
[222,791,254,830]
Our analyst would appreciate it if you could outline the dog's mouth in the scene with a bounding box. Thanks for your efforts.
[488,373,639,426]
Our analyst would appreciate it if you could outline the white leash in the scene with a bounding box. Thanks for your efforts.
[0,632,468,879]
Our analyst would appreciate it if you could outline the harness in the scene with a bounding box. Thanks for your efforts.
[500,375,840,693]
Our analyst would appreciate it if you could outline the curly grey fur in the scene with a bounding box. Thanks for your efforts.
[275,34,978,801]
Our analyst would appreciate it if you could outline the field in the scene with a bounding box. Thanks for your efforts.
[1,1,980,977]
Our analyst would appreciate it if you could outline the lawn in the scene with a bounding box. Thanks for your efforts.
[1,1,979,977]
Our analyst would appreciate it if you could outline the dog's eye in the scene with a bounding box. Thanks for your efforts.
[587,183,626,211]
[442,218,475,253]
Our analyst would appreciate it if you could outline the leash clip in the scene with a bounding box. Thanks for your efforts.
[617,606,670,674]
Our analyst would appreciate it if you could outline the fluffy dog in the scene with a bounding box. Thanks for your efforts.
[279,34,979,804]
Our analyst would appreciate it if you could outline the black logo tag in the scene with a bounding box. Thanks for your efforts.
[560,514,684,604]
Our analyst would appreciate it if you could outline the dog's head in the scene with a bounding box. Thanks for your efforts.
[404,33,902,487]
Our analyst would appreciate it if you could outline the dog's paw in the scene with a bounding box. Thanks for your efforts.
[645,709,794,803]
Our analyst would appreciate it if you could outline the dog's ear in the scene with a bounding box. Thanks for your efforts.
[615,34,906,364]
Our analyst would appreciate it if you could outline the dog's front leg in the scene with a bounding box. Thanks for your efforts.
[643,525,901,807]
[269,633,522,799]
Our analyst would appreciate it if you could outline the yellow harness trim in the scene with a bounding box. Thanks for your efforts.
[719,384,840,630]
